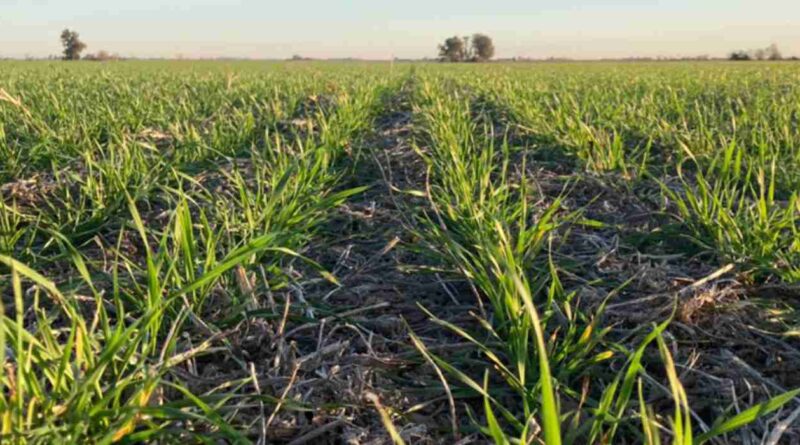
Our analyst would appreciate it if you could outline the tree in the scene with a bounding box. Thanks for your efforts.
[767,43,782,60]
[471,33,495,62]
[60,29,86,60]
[729,50,751,61]
[438,36,466,62]
[438,34,495,62]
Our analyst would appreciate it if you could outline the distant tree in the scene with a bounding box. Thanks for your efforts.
[730,44,783,61]
[471,34,495,62]
[767,43,782,60]
[84,50,118,61]
[438,36,466,62]
[60,29,86,60]
[729,50,751,61]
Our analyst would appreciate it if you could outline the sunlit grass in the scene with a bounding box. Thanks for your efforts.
[1,60,798,443]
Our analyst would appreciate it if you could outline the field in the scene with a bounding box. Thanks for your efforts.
[1,60,799,444]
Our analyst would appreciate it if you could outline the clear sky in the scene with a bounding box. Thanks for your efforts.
[2,0,799,59]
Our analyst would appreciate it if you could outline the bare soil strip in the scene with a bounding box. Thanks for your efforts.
[251,82,481,444]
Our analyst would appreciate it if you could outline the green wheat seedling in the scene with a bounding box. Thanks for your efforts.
[663,140,800,282]
[2,60,799,444]
[407,74,799,444]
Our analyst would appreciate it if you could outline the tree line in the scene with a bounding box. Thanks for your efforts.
[729,44,784,61]
[54,28,793,62]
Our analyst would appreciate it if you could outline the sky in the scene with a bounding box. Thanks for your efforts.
[2,0,799,59]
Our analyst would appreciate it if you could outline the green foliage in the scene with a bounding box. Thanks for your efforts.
[406,71,799,444]
[1,60,797,444]
[0,61,393,442]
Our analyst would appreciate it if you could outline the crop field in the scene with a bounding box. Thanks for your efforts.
[1,60,799,444]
